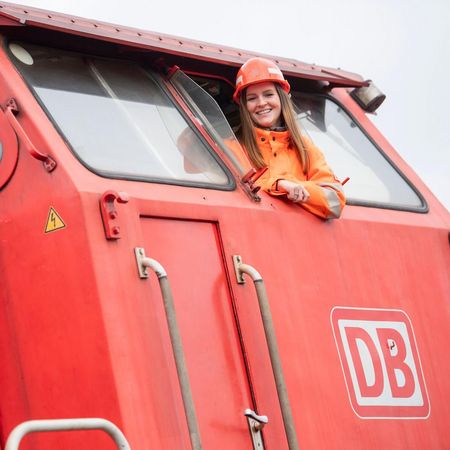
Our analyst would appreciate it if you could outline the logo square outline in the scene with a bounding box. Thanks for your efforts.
[331,307,430,419]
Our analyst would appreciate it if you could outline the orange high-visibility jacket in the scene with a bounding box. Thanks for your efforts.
[250,127,345,219]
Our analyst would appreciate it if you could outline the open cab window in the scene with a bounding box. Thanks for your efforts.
[7,42,233,189]
[183,74,425,211]
[167,69,252,177]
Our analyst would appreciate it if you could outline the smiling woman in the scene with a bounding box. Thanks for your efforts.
[234,57,346,219]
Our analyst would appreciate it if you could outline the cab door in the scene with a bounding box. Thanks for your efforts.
[140,217,260,449]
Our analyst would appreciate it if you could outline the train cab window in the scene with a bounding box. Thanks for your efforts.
[7,42,233,188]
[292,94,424,210]
[176,74,424,211]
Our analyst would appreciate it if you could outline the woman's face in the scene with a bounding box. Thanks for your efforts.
[245,81,282,128]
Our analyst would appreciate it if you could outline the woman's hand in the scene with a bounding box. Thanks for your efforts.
[277,179,310,203]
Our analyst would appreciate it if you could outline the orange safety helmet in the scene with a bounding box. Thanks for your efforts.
[233,57,291,104]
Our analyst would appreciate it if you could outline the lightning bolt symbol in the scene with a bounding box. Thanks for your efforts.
[45,208,64,233]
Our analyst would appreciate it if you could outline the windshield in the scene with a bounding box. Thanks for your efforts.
[292,94,424,209]
[8,42,232,188]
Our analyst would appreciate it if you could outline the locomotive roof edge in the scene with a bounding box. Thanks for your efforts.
[0,0,367,87]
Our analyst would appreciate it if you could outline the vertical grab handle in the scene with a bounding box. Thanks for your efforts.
[135,248,203,450]
[233,255,300,450]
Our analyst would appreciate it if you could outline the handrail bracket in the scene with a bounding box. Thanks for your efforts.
[233,255,246,284]
[135,247,149,278]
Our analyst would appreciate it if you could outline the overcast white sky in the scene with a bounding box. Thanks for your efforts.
[11,0,450,210]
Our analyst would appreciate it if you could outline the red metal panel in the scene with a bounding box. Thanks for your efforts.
[217,204,450,450]
[0,170,123,449]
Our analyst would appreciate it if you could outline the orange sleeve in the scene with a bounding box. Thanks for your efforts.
[255,174,289,196]
[258,138,346,219]
[300,139,346,219]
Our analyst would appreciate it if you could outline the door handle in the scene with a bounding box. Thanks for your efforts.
[244,408,268,449]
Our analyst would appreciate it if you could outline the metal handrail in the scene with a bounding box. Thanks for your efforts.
[5,418,131,450]
[135,248,203,450]
[234,255,300,450]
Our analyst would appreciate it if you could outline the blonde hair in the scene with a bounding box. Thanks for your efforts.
[238,84,309,173]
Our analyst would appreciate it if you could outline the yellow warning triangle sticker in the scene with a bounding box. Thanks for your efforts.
[45,207,66,233]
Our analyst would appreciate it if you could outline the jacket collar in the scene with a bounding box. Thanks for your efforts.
[254,127,291,143]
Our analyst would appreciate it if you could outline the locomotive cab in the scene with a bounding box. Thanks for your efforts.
[0,3,449,450]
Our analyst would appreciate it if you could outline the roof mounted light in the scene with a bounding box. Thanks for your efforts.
[350,80,386,113]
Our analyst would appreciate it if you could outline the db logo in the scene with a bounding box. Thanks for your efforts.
[331,307,430,419]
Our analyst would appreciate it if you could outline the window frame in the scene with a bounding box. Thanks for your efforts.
[5,40,236,191]
[293,91,428,213]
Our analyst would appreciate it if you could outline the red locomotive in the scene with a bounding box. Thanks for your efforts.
[0,2,448,449]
